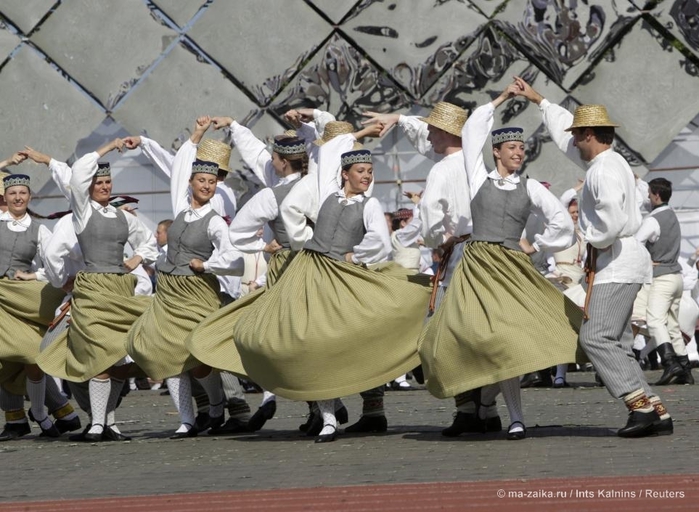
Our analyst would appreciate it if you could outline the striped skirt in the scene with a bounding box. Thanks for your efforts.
[0,278,65,364]
[233,251,432,401]
[418,241,583,399]
[126,272,221,380]
[36,272,150,382]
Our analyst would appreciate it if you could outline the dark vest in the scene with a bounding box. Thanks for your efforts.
[304,195,367,261]
[0,220,40,277]
[269,179,300,249]
[158,209,218,275]
[470,177,531,251]
[646,207,682,278]
[76,209,129,274]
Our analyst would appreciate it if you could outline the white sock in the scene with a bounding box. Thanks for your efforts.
[555,364,568,381]
[168,374,195,431]
[394,374,407,384]
[317,400,336,435]
[499,377,524,432]
[633,333,647,351]
[129,378,137,391]
[88,378,111,434]
[26,376,51,429]
[195,371,224,418]
[105,378,124,432]
[260,390,276,407]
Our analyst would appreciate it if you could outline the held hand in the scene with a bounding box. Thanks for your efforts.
[361,111,399,137]
[10,151,28,165]
[211,116,234,130]
[195,116,212,131]
[492,83,520,108]
[113,138,125,153]
[247,281,259,292]
[512,76,544,105]
[518,238,537,255]
[403,190,423,205]
[122,136,142,150]
[123,255,143,272]
[295,108,315,122]
[189,258,205,273]
[264,239,282,254]
[344,252,355,263]
[283,110,301,128]
[12,270,36,281]
[355,122,383,140]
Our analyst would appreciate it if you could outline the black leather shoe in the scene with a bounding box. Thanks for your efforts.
[655,361,684,385]
[39,422,61,438]
[0,422,31,442]
[169,424,198,439]
[102,426,131,441]
[55,416,81,434]
[247,400,277,432]
[314,425,337,443]
[519,372,542,389]
[209,417,249,435]
[206,414,225,433]
[441,412,483,437]
[484,415,502,432]
[344,415,387,433]
[68,423,92,442]
[194,412,210,431]
[617,410,660,438]
[675,355,695,385]
[552,377,571,389]
[305,412,323,437]
[507,421,526,440]
[652,417,674,436]
[335,405,349,425]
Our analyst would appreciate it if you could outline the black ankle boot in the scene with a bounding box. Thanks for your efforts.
[655,344,684,385]
[675,355,695,385]
[647,349,660,371]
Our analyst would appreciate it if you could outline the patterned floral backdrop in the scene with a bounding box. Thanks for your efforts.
[1,0,698,209]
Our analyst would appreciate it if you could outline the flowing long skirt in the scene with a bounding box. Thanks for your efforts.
[233,251,432,401]
[184,249,296,376]
[126,272,221,380]
[36,272,150,381]
[418,242,583,399]
[0,278,65,364]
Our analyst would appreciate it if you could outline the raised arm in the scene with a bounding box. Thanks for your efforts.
[171,117,211,216]
[124,135,175,179]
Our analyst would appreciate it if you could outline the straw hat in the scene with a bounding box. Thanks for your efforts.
[313,121,354,146]
[197,139,231,172]
[565,104,619,131]
[419,102,468,137]
[283,129,297,137]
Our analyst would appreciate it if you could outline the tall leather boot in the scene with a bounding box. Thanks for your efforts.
[675,355,695,385]
[654,343,684,385]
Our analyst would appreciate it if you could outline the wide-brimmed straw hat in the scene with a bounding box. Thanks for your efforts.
[0,171,8,195]
[197,139,231,172]
[419,102,468,137]
[313,121,354,146]
[565,104,619,131]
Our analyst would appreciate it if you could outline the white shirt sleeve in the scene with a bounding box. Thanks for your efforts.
[171,140,198,216]
[313,109,336,135]
[280,176,317,251]
[140,136,175,179]
[125,213,158,265]
[559,188,577,208]
[636,179,651,213]
[42,216,83,288]
[215,180,238,217]
[635,216,661,244]
[228,188,277,253]
[539,99,585,169]
[398,115,438,160]
[69,151,99,235]
[352,197,392,264]
[228,121,277,188]
[49,159,72,202]
[527,179,575,252]
[31,224,52,282]
[583,166,630,249]
[317,133,356,205]
[203,216,244,275]
[462,103,494,197]
[394,205,422,247]
[419,171,450,248]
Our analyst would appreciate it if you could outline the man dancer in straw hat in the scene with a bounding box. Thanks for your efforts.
[514,76,673,437]
[363,102,503,436]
